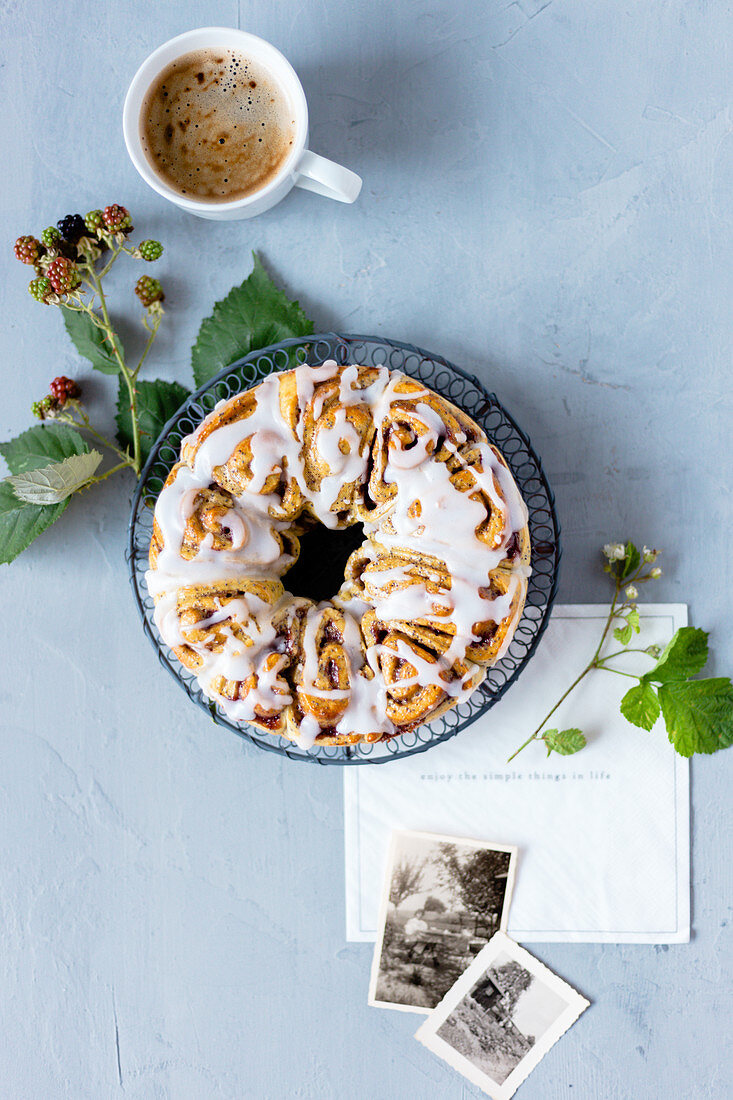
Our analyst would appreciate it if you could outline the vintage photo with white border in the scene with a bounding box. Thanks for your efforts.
[368,830,518,1014]
[414,930,590,1098]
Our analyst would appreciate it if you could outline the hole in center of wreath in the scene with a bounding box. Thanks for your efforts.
[284,521,365,603]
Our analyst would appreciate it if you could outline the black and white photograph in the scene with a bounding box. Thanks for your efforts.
[415,931,590,1099]
[368,830,518,1013]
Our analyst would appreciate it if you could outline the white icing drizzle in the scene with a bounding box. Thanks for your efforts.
[313,406,365,510]
[146,463,290,601]
[292,604,395,747]
[361,564,453,620]
[293,714,321,750]
[146,361,530,743]
[157,589,295,724]
[361,392,530,686]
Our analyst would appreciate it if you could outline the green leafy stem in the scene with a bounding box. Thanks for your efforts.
[63,246,163,475]
[507,542,733,761]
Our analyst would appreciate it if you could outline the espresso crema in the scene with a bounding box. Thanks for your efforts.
[140,49,296,202]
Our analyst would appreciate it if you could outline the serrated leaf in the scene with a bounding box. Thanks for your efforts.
[0,480,68,563]
[542,728,587,756]
[0,423,88,475]
[643,627,709,684]
[116,377,190,464]
[62,306,124,374]
[5,451,102,504]
[627,607,640,633]
[620,540,641,579]
[613,622,633,645]
[658,678,733,756]
[620,682,661,731]
[191,253,314,388]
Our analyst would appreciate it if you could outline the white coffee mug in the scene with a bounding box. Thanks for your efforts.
[122,27,362,220]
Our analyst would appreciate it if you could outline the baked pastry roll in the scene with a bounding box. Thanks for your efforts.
[146,361,531,747]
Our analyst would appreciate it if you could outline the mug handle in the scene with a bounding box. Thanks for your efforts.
[294,150,362,204]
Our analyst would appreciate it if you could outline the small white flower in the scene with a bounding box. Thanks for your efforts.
[603,542,626,561]
[643,546,658,562]
[650,567,662,578]
[625,585,638,600]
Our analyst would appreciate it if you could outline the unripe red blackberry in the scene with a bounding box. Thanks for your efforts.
[47,256,81,295]
[14,235,42,264]
[49,376,81,405]
[103,204,132,231]
[135,275,164,307]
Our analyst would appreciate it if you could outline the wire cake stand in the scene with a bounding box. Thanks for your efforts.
[126,334,561,764]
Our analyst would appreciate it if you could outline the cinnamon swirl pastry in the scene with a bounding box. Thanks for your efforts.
[146,361,531,748]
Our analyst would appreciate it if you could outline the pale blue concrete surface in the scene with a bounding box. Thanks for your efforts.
[0,1,731,1097]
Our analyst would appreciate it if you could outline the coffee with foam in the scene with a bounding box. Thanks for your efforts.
[140,49,296,203]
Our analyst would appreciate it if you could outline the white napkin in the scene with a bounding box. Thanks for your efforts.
[344,604,690,944]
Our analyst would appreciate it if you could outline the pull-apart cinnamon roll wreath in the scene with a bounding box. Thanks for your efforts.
[146,362,531,748]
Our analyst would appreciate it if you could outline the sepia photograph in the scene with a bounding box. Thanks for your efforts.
[415,931,589,1099]
[369,830,518,1013]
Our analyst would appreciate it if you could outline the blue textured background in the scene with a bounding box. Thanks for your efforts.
[1,2,731,1097]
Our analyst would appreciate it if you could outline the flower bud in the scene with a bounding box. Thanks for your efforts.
[650,567,662,578]
[625,585,638,600]
[603,542,626,561]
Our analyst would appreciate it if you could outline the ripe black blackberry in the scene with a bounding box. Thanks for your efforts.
[56,214,86,244]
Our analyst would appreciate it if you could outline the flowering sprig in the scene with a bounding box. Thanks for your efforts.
[508,542,733,761]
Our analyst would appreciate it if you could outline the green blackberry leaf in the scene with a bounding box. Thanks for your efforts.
[643,627,709,683]
[5,451,102,505]
[62,306,124,374]
[613,622,633,645]
[0,480,69,563]
[191,253,314,388]
[658,678,733,756]
[620,682,661,730]
[0,423,88,475]
[542,728,587,756]
[116,377,190,465]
